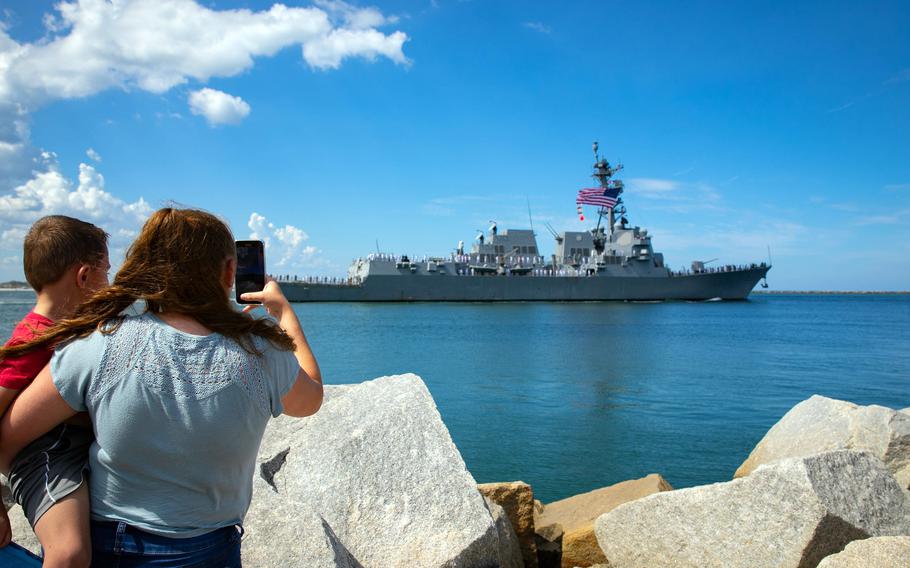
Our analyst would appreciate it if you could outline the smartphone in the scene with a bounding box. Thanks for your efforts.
[235,240,265,304]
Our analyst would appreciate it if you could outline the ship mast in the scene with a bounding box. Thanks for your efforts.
[591,141,623,234]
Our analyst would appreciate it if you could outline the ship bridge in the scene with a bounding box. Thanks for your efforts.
[471,229,539,261]
[556,226,664,270]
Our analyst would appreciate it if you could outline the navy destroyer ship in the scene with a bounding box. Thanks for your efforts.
[280,143,770,302]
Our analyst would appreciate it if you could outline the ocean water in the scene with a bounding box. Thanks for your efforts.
[2,290,908,503]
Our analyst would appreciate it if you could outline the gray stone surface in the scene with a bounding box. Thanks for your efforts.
[485,497,524,568]
[7,504,40,556]
[478,481,537,568]
[242,374,501,567]
[817,536,910,567]
[595,450,910,568]
[735,395,910,488]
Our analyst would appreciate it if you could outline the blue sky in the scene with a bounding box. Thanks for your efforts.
[0,0,908,290]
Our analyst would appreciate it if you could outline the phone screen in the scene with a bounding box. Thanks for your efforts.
[235,240,265,304]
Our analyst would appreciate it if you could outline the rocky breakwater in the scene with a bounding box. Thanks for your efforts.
[595,450,910,567]
[592,395,910,568]
[7,386,910,567]
[534,474,671,568]
[243,373,521,567]
[7,373,522,566]
[735,395,910,488]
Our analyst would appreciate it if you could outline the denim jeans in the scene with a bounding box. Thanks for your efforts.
[90,520,243,567]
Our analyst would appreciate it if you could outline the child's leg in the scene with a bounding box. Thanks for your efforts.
[33,484,91,568]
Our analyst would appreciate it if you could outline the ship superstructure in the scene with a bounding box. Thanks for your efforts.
[279,144,770,302]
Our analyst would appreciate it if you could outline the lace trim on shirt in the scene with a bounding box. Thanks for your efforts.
[92,316,269,413]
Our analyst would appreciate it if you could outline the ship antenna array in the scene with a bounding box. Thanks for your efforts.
[544,222,560,240]
[526,196,535,235]
[589,141,625,234]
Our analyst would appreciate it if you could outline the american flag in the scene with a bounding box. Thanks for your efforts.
[576,186,621,209]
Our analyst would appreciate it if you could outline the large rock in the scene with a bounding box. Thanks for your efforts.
[243,374,502,567]
[478,481,537,568]
[595,450,910,568]
[817,536,910,567]
[735,395,910,488]
[485,497,524,568]
[537,474,671,568]
[535,523,563,568]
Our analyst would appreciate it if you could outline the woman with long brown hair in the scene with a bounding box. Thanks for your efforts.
[0,208,322,567]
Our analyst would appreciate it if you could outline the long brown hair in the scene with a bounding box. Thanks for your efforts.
[1,208,294,360]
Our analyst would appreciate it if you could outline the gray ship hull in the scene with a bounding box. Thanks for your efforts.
[280,266,770,302]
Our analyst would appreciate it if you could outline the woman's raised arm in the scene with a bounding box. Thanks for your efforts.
[242,281,323,418]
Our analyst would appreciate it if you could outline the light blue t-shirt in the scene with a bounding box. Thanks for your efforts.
[51,312,299,537]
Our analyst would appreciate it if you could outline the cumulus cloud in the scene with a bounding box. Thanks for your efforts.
[303,27,408,69]
[0,1,406,275]
[0,161,151,227]
[0,154,153,275]
[247,212,323,275]
[86,147,101,161]
[0,0,408,201]
[0,0,408,108]
[188,88,250,126]
[315,0,399,29]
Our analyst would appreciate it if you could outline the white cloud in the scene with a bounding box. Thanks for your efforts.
[303,28,408,69]
[0,0,409,211]
[86,147,101,161]
[627,178,680,196]
[522,21,552,34]
[0,0,408,108]
[0,160,151,226]
[0,1,407,277]
[0,226,26,250]
[0,154,153,278]
[315,0,399,29]
[624,177,722,213]
[247,212,325,275]
[188,88,250,126]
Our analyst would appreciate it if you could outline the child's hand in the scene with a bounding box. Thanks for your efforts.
[0,506,10,547]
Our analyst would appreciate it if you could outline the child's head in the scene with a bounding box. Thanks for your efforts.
[24,215,110,297]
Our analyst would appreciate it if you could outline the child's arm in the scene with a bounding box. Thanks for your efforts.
[0,507,8,548]
[0,365,76,474]
[0,388,21,421]
[0,388,18,547]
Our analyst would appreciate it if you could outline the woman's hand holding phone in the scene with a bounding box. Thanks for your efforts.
[239,279,291,319]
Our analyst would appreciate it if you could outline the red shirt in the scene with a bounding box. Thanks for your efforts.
[0,311,54,390]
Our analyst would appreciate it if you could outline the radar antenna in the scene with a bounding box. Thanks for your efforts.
[526,197,535,235]
[587,141,625,241]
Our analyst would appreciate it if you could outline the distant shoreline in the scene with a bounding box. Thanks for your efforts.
[753,290,909,295]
